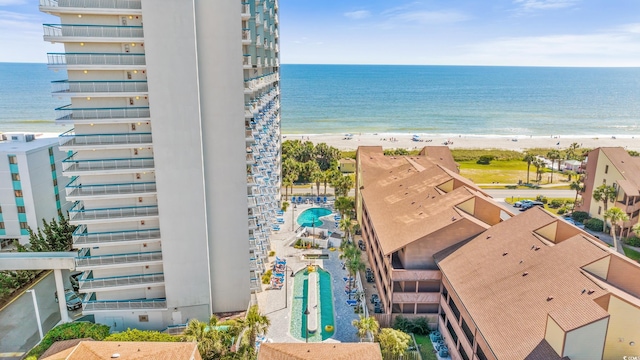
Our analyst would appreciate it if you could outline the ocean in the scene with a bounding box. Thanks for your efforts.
[1,63,639,136]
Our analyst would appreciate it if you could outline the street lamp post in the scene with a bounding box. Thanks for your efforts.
[26,289,43,341]
[291,204,297,232]
[303,307,310,343]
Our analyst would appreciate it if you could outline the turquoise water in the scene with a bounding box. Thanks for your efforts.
[297,208,332,227]
[290,268,335,342]
[2,63,640,136]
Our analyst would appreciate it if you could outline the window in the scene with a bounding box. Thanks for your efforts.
[8,155,17,164]
[602,179,606,185]
[14,190,23,198]
[446,320,458,344]
[0,206,2,213]
[55,194,60,201]
[17,206,25,213]
[48,147,53,156]
[598,206,602,215]
[605,165,609,174]
[51,164,56,172]
[52,178,58,187]
[461,318,474,345]
[138,315,149,322]
[0,222,4,229]
[476,345,488,360]
[442,285,449,300]
[19,222,29,229]
[459,346,470,360]
[448,297,461,321]
[11,173,19,181]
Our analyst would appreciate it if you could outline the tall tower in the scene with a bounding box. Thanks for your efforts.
[40,0,280,331]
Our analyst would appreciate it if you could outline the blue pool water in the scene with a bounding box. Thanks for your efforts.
[297,208,332,227]
[290,267,335,342]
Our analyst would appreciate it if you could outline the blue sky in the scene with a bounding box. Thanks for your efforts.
[2,0,640,66]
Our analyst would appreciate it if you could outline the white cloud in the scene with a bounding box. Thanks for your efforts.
[389,10,469,25]
[513,0,580,11]
[451,23,640,66]
[344,10,370,20]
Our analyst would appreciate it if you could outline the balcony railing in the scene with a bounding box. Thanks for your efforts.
[52,80,148,94]
[59,128,152,147]
[76,250,162,268]
[79,273,164,291]
[55,105,150,121]
[48,53,145,66]
[73,225,161,246]
[40,0,142,9]
[66,180,156,198]
[241,3,250,18]
[62,154,154,173]
[83,298,167,311]
[69,202,158,222]
[242,29,251,44]
[43,24,144,39]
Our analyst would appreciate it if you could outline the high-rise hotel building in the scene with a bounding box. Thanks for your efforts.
[40,0,280,331]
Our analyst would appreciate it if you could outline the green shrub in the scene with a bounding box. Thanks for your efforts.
[536,195,548,204]
[557,207,567,215]
[549,199,564,209]
[624,236,640,247]
[392,316,430,335]
[105,328,177,342]
[26,322,110,358]
[261,269,273,284]
[572,211,589,223]
[476,155,494,165]
[584,218,605,232]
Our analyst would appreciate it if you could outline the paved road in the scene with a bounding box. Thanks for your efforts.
[0,270,78,359]
[484,189,575,200]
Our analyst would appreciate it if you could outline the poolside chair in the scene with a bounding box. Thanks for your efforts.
[346,299,358,306]
[316,196,321,203]
[323,196,327,203]
[297,196,302,203]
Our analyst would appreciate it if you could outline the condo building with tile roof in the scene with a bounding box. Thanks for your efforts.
[356,146,640,360]
[577,147,640,238]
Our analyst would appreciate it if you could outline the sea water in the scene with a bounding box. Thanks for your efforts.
[1,63,639,136]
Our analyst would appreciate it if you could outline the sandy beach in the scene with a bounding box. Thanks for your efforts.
[284,133,640,152]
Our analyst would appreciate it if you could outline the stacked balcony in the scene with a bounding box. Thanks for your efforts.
[59,129,152,150]
[39,0,143,13]
[54,105,151,125]
[79,272,164,292]
[47,53,146,70]
[62,153,154,175]
[43,24,143,42]
[76,248,163,270]
[73,225,161,248]
[68,202,159,225]
[65,180,156,201]
[83,296,167,312]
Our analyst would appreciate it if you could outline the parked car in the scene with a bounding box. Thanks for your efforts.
[54,289,83,311]
[520,201,544,211]
[513,199,533,208]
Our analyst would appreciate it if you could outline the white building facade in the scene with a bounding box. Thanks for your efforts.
[40,0,280,331]
[0,134,70,247]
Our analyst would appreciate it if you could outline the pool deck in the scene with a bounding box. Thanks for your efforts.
[256,200,360,343]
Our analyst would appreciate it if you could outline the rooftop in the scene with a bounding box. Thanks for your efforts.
[40,341,201,360]
[257,342,383,360]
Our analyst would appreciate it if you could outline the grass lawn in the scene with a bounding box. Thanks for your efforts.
[413,334,438,360]
[623,246,640,262]
[458,160,569,185]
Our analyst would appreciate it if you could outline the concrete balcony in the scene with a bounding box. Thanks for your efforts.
[392,292,441,304]
[616,200,640,216]
[47,53,145,70]
[43,24,144,43]
[52,80,148,97]
[242,29,251,45]
[391,269,442,282]
[83,296,167,312]
[243,54,252,69]
[54,105,150,124]
[59,129,152,150]
[73,225,161,247]
[62,155,154,176]
[40,0,142,14]
[75,250,163,270]
[241,3,250,19]
[79,272,164,292]
[69,203,159,225]
[65,180,156,201]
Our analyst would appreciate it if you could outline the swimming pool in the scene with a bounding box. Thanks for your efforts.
[290,267,335,342]
[297,208,332,227]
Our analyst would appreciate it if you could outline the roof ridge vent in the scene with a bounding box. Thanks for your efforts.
[502,252,508,256]
[547,296,554,301]
[522,272,529,276]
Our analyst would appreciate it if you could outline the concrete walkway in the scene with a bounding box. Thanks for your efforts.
[256,201,359,343]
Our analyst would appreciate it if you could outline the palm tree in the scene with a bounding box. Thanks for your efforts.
[184,316,229,359]
[345,256,365,299]
[335,196,354,217]
[566,142,580,160]
[604,207,629,254]
[339,216,354,242]
[532,158,545,183]
[310,169,323,197]
[547,150,561,183]
[593,185,618,232]
[523,153,535,184]
[570,180,583,210]
[282,177,292,201]
[352,315,380,342]
[242,305,270,349]
[340,242,361,261]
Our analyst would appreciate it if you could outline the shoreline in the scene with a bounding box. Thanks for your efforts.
[6,131,640,152]
[284,132,640,152]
